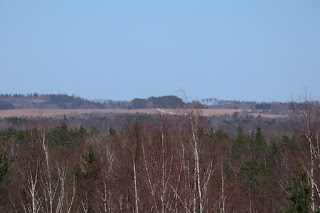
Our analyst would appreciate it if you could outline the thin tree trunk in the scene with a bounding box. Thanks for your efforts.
[133,156,139,213]
[220,164,225,213]
[191,118,203,213]
[310,141,315,212]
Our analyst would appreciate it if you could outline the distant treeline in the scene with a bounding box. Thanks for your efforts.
[0,93,185,110]
[0,93,292,115]
[0,101,14,110]
[0,93,105,110]
[255,103,271,109]
[131,95,184,109]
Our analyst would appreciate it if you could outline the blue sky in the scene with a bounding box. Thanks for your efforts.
[0,1,319,101]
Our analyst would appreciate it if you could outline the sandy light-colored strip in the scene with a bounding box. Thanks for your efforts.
[0,108,287,118]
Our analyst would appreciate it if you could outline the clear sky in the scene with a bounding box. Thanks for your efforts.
[0,1,319,102]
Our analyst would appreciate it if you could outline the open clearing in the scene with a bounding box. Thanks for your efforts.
[0,108,287,119]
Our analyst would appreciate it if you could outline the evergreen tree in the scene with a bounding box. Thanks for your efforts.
[232,126,248,149]
[251,127,268,151]
[51,122,70,146]
[0,147,10,213]
[0,147,10,188]
[284,164,312,213]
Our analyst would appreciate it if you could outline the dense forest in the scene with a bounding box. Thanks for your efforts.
[0,94,185,110]
[0,94,291,115]
[0,94,108,110]
[0,99,319,212]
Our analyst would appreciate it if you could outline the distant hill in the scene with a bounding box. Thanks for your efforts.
[0,93,291,114]
[131,95,184,109]
[0,93,185,109]
[0,93,106,109]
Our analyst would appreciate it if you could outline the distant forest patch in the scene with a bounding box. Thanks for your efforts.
[0,101,14,110]
[131,96,184,109]
[0,93,185,110]
[0,93,292,115]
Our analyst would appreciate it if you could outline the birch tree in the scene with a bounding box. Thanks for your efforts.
[170,109,215,213]
[292,92,320,212]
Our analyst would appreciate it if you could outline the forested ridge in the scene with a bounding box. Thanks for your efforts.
[0,94,291,116]
[0,94,185,110]
[0,99,318,212]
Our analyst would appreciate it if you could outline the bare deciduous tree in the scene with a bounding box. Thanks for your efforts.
[292,91,320,211]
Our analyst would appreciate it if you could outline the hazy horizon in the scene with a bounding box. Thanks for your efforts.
[0,91,308,103]
[1,1,319,102]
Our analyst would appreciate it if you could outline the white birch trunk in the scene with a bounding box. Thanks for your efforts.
[191,116,203,213]
[133,156,139,213]
[310,141,315,212]
[28,161,40,213]
[220,164,226,213]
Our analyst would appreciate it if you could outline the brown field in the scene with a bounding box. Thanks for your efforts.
[249,113,288,119]
[0,108,288,119]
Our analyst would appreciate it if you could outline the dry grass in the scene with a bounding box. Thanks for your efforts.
[249,113,287,119]
[0,108,287,119]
